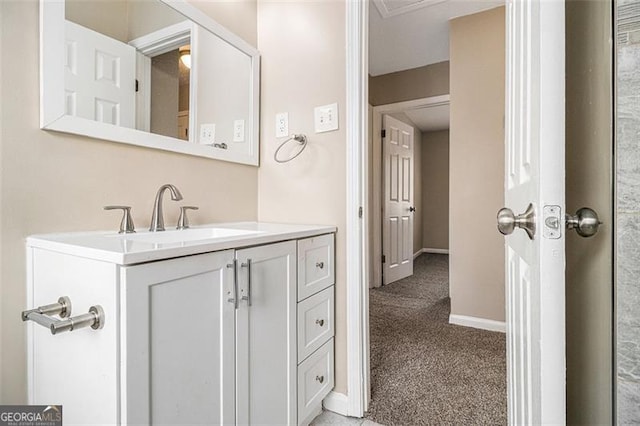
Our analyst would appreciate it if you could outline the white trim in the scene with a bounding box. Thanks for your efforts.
[128,21,192,57]
[345,0,369,418]
[371,95,451,287]
[422,248,449,255]
[372,0,447,19]
[414,248,450,259]
[449,314,506,333]
[322,391,349,416]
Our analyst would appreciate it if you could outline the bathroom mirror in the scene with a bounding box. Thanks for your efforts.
[40,0,260,166]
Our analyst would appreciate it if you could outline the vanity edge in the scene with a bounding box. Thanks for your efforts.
[26,222,337,266]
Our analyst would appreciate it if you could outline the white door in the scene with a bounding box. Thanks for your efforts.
[121,251,236,425]
[501,0,566,423]
[236,241,297,425]
[382,114,415,285]
[65,20,136,127]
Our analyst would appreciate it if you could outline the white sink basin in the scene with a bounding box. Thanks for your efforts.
[113,227,264,245]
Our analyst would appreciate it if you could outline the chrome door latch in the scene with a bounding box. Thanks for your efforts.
[543,205,602,239]
[543,205,562,239]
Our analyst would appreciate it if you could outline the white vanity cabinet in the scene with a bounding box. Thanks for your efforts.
[26,224,335,426]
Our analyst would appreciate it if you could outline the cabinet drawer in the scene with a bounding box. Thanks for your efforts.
[297,234,335,301]
[297,286,334,362]
[297,339,334,426]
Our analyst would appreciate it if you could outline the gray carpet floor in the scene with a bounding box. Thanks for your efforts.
[365,254,507,426]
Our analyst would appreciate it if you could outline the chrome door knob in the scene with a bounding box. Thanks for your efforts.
[566,207,601,238]
[497,203,536,240]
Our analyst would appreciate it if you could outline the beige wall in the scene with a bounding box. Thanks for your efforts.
[127,0,187,41]
[422,130,449,251]
[369,61,449,106]
[256,0,347,394]
[449,7,505,322]
[151,50,180,139]
[66,0,129,42]
[565,0,613,422]
[0,0,258,403]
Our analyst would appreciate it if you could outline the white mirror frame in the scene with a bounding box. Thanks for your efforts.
[40,0,261,166]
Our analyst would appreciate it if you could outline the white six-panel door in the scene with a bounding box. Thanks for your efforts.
[504,0,566,423]
[382,114,415,285]
[65,20,136,127]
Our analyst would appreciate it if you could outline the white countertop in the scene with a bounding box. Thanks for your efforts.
[27,222,337,265]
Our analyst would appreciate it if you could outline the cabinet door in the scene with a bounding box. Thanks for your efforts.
[236,241,297,425]
[122,250,235,425]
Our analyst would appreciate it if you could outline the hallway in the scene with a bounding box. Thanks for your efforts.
[366,254,507,425]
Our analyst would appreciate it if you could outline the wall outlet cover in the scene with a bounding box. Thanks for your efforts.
[314,103,339,133]
[199,123,216,144]
[276,112,289,138]
[233,119,245,142]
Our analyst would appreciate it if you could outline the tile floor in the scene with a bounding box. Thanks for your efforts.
[311,410,383,426]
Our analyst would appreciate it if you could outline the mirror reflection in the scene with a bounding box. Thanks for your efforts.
[63,0,254,156]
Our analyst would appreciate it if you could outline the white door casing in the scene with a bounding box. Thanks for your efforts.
[65,20,136,127]
[504,0,566,424]
[382,115,415,285]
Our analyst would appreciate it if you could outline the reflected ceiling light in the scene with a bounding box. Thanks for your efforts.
[179,46,191,69]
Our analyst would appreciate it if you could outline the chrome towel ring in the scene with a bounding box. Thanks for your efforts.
[274,134,308,163]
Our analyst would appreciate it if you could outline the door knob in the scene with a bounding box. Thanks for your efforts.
[566,207,601,238]
[497,203,535,240]
[409,206,416,212]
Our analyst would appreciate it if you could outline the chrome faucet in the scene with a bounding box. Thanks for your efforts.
[149,184,183,232]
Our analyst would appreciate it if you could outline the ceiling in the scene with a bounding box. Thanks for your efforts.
[369,0,503,76]
[405,103,450,132]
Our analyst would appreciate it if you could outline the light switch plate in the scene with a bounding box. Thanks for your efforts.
[233,119,245,142]
[276,112,288,138]
[314,103,339,133]
[199,123,215,144]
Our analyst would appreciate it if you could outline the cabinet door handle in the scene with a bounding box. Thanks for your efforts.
[241,259,252,307]
[316,261,324,269]
[315,375,324,384]
[227,260,239,309]
[315,319,325,327]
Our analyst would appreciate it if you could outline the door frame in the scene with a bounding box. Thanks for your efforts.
[128,21,197,140]
[345,0,552,419]
[371,96,450,288]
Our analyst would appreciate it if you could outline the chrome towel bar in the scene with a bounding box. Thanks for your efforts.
[22,296,105,335]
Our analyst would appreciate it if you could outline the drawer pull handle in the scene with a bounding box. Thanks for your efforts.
[22,296,105,335]
[316,319,325,327]
[315,375,325,384]
[316,261,325,269]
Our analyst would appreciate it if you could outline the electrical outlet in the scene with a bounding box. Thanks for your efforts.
[276,112,288,138]
[233,119,245,142]
[314,103,339,133]
[199,123,215,144]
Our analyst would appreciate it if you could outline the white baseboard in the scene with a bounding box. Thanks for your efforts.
[423,248,449,254]
[413,248,449,259]
[323,391,349,416]
[449,314,506,333]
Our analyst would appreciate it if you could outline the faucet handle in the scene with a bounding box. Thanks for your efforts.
[104,206,136,234]
[177,206,199,230]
